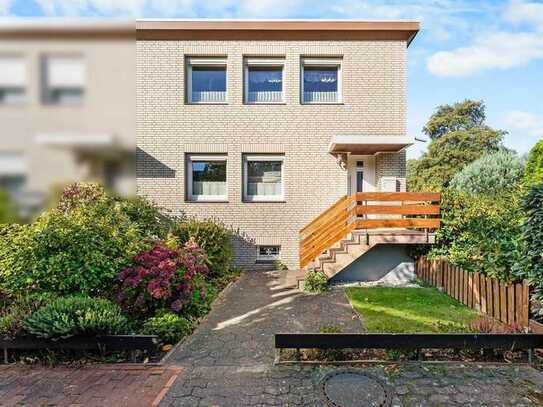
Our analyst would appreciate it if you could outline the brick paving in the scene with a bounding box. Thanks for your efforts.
[0,364,180,407]
[161,271,543,406]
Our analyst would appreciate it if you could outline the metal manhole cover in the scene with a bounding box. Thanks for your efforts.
[321,371,391,407]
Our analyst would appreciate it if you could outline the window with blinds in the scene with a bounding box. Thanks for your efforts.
[0,55,26,105]
[41,55,85,105]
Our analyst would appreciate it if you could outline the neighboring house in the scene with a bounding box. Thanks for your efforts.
[136,20,440,281]
[0,20,136,216]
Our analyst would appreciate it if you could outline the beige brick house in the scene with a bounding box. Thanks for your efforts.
[137,20,440,281]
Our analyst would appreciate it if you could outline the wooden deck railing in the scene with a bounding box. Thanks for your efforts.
[299,192,441,268]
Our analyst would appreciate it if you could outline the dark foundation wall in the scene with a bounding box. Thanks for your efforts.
[331,244,415,283]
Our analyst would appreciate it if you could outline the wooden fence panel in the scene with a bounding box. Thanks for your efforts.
[415,257,530,329]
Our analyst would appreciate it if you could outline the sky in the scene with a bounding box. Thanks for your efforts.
[2,0,542,159]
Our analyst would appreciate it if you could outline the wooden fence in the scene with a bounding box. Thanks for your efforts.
[416,257,529,328]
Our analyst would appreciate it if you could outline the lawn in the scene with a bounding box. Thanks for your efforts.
[345,287,480,333]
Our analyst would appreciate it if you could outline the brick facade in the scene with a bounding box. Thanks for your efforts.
[137,39,408,269]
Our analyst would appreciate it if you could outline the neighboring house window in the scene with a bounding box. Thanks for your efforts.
[301,58,342,104]
[186,57,227,104]
[243,154,284,202]
[0,152,27,193]
[244,58,285,104]
[257,245,280,262]
[186,154,227,201]
[0,55,26,105]
[42,55,85,105]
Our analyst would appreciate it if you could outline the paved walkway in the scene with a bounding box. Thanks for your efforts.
[0,364,180,407]
[162,271,543,406]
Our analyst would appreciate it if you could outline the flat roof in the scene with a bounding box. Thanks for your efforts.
[136,19,420,44]
[0,18,134,39]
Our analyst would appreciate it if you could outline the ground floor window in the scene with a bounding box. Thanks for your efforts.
[257,245,280,262]
[243,154,284,202]
[186,154,227,202]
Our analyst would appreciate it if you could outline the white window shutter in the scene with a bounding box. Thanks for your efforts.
[0,56,25,87]
[47,56,85,88]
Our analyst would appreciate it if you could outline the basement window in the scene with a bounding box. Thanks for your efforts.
[257,245,280,262]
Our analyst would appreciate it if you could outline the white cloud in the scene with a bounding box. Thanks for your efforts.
[504,111,543,136]
[0,0,12,15]
[427,30,543,76]
[35,0,146,16]
[504,0,543,29]
[503,110,543,154]
[427,0,543,77]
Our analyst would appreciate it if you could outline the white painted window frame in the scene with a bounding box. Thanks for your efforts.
[186,57,227,104]
[244,58,285,104]
[257,245,281,262]
[301,57,342,104]
[186,154,228,202]
[243,154,285,202]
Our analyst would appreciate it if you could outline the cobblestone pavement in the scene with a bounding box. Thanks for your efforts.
[162,271,543,406]
[0,364,180,407]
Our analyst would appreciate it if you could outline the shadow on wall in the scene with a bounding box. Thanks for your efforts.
[331,244,415,283]
[136,147,176,178]
[230,228,278,271]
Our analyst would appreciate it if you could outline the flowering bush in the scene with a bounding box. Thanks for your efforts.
[117,241,209,316]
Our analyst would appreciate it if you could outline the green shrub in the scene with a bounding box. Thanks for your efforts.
[181,279,218,319]
[432,188,524,280]
[23,296,129,339]
[450,150,525,195]
[0,188,19,224]
[524,140,543,186]
[518,184,543,319]
[0,185,150,297]
[118,195,172,239]
[169,217,232,279]
[142,312,192,344]
[304,270,328,293]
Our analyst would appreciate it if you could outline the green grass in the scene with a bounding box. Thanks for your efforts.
[346,287,480,333]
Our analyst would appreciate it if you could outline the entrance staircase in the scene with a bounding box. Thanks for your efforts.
[297,192,441,288]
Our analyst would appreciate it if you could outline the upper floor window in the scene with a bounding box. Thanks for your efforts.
[244,58,285,104]
[301,58,342,104]
[186,57,227,104]
[0,55,26,105]
[41,55,85,105]
[243,154,284,202]
[186,154,227,201]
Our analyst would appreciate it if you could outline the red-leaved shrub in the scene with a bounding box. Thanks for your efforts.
[117,241,208,315]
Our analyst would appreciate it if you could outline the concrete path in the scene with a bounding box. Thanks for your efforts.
[162,271,543,406]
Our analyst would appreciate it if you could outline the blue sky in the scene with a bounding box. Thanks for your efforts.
[2,0,542,159]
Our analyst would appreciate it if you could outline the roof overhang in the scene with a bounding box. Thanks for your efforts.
[0,19,134,39]
[136,20,420,44]
[328,135,414,155]
[35,133,133,154]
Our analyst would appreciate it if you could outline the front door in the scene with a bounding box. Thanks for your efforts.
[347,155,375,196]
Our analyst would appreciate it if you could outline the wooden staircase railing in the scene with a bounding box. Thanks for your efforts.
[299,192,441,269]
[299,195,356,268]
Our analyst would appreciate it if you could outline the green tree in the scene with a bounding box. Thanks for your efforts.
[423,99,486,140]
[408,127,505,192]
[450,150,525,195]
[524,140,543,187]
